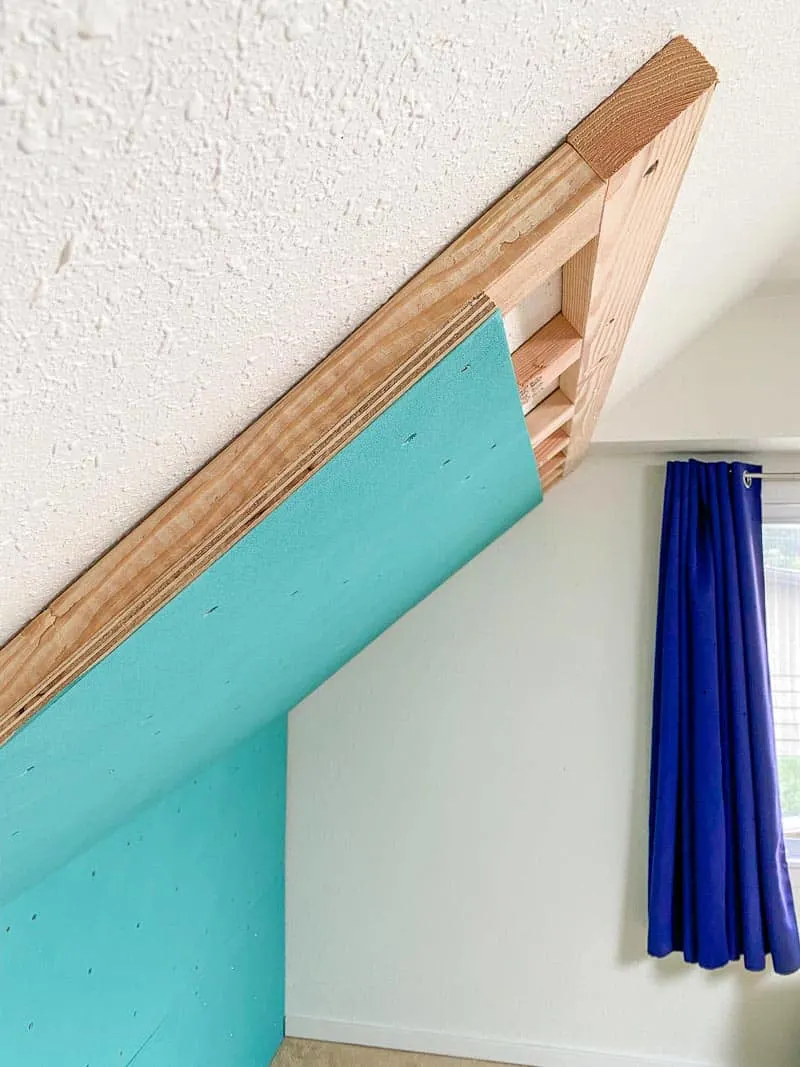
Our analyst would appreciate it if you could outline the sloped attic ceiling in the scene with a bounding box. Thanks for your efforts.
[1,0,799,645]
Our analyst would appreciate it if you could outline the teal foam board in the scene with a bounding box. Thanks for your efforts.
[0,310,541,903]
[0,714,287,1067]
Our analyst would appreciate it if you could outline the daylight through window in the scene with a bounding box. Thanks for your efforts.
[763,522,800,863]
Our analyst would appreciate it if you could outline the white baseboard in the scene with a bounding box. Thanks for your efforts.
[284,1016,713,1067]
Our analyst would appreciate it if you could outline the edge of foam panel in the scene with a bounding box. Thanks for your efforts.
[0,310,541,902]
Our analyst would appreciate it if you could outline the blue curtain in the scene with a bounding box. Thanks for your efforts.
[649,460,800,973]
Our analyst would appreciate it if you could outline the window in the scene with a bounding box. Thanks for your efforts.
[763,497,800,866]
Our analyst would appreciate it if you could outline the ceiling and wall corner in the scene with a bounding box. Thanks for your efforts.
[2,0,800,645]
[596,226,800,447]
[757,233,800,295]
[596,287,800,450]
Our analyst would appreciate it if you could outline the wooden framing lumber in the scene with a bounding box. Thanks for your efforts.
[533,428,569,468]
[512,313,582,414]
[562,36,716,470]
[525,390,574,448]
[539,455,566,493]
[0,36,716,746]
[0,297,498,744]
[568,36,716,180]
[0,152,602,742]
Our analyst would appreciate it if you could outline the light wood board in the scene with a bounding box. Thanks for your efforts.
[513,313,582,413]
[525,390,575,448]
[0,36,717,745]
[563,85,716,470]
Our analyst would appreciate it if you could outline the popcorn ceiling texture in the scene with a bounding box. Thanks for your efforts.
[1,0,800,643]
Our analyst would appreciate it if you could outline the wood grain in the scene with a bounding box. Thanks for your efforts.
[560,238,598,330]
[483,174,603,313]
[533,428,569,468]
[564,85,715,472]
[524,390,574,448]
[273,1037,519,1067]
[539,455,566,493]
[0,297,497,742]
[0,139,607,741]
[512,313,582,414]
[560,237,599,403]
[0,36,716,745]
[568,36,717,180]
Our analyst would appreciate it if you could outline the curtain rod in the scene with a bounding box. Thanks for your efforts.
[742,471,800,488]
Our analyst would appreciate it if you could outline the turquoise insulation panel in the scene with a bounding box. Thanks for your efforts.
[0,715,287,1067]
[0,309,541,903]
[0,310,539,1066]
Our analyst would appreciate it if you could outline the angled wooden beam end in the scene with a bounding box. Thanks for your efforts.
[562,36,717,472]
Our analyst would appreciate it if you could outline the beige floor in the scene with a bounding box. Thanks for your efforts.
[272,1038,517,1066]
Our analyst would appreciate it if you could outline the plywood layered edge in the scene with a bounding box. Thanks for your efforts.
[0,35,716,744]
[0,147,603,741]
[0,295,497,745]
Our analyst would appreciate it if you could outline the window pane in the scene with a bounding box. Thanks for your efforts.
[763,523,800,860]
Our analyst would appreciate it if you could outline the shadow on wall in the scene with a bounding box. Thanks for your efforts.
[730,974,800,1066]
[614,458,800,1067]
[647,960,800,1067]
[617,459,666,965]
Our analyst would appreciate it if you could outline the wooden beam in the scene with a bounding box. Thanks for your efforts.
[563,37,716,470]
[534,427,569,468]
[0,36,716,745]
[482,157,603,313]
[512,313,582,413]
[0,299,499,744]
[0,147,603,743]
[568,36,717,180]
[525,390,574,448]
[540,456,566,493]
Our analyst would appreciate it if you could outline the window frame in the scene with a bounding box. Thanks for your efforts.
[761,480,800,872]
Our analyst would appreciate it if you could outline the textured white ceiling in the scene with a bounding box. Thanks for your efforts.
[2,0,800,644]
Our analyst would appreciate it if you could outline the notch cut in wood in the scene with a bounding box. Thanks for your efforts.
[0,36,716,745]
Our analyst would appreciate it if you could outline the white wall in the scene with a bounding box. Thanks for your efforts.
[596,292,800,449]
[286,453,800,1067]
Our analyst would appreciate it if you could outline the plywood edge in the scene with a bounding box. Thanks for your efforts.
[567,36,717,179]
[0,297,500,743]
[0,37,717,745]
[2,127,609,744]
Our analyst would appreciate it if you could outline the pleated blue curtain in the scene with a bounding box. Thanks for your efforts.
[649,460,800,973]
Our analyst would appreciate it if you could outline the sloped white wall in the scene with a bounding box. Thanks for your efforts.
[286,453,800,1067]
[597,291,800,449]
